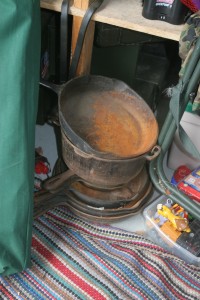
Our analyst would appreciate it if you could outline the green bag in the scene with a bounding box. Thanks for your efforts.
[0,0,40,276]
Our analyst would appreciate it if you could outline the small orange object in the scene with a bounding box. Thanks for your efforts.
[160,221,182,242]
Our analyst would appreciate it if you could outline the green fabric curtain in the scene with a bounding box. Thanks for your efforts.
[0,0,40,276]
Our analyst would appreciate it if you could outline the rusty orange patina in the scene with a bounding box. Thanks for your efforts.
[83,91,158,158]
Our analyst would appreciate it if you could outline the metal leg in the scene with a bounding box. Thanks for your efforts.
[149,37,200,220]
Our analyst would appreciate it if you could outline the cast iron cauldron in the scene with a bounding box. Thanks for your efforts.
[41,75,160,191]
[43,132,160,191]
[59,75,159,159]
[41,75,159,158]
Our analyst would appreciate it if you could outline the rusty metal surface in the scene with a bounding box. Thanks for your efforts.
[88,91,158,157]
[64,183,153,222]
[70,166,149,205]
[59,75,159,159]
[39,154,150,208]
[61,130,146,188]
[33,182,152,221]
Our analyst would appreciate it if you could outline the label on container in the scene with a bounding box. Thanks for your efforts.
[156,0,174,7]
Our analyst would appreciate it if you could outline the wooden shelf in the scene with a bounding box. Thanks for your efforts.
[40,0,183,41]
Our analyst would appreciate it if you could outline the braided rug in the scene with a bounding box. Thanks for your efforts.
[0,206,200,300]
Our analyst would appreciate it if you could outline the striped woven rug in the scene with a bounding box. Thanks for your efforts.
[0,206,200,300]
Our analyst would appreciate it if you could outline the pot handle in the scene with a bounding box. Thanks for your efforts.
[40,79,64,126]
[40,79,64,96]
[43,169,77,194]
[34,169,77,218]
[144,145,161,161]
[34,189,68,218]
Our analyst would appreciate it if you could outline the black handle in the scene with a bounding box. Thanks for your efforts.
[43,169,76,193]
[69,0,104,80]
[59,0,72,83]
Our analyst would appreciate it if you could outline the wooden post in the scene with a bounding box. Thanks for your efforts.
[71,0,95,76]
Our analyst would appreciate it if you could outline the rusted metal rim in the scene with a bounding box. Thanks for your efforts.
[59,75,159,159]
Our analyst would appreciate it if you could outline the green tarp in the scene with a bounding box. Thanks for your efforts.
[0,0,40,276]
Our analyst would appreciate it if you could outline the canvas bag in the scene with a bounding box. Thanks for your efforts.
[0,0,40,276]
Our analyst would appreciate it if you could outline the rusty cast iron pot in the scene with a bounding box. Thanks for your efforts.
[43,130,160,192]
[59,75,159,159]
[41,75,159,160]
[41,75,160,192]
[61,130,161,187]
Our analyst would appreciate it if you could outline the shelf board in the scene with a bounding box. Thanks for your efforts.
[40,0,183,41]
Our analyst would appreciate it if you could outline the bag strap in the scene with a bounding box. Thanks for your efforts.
[169,64,200,160]
[59,0,104,82]
[60,0,72,83]
[69,0,104,79]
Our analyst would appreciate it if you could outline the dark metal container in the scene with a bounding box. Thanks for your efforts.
[142,0,189,25]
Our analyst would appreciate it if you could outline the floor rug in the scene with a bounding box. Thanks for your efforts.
[0,206,200,300]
